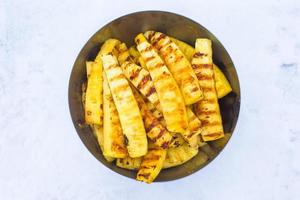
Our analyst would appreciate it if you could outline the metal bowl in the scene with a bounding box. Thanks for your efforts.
[68,11,240,182]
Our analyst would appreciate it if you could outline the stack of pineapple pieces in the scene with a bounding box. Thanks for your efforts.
[83,31,232,183]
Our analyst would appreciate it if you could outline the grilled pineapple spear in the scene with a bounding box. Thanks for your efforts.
[102,72,128,158]
[162,143,200,169]
[213,64,232,98]
[186,107,203,140]
[191,39,224,141]
[137,144,166,183]
[100,39,147,157]
[145,31,203,105]
[135,33,189,137]
[131,88,173,149]
[92,125,115,162]
[85,61,103,125]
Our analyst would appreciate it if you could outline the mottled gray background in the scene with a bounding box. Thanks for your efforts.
[0,0,299,199]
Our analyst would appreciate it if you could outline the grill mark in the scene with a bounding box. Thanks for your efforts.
[187,130,199,139]
[154,33,166,44]
[135,38,141,44]
[149,62,164,70]
[147,147,158,151]
[129,67,142,80]
[152,39,158,48]
[122,61,130,69]
[145,46,152,52]
[191,64,199,69]
[201,64,213,69]
[161,141,169,149]
[153,128,166,142]
[193,52,207,58]
[145,87,156,97]
[157,43,164,51]
[137,173,151,179]
[157,115,164,122]
[160,45,171,58]
[106,63,118,71]
[142,155,160,162]
[126,55,134,62]
[192,63,212,70]
[144,55,155,63]
[191,125,201,133]
[201,120,221,127]
[139,165,155,170]
[136,74,151,90]
[159,40,172,52]
[155,71,171,83]
[197,75,213,81]
[152,100,160,109]
[171,140,180,147]
[204,132,223,138]
[146,119,160,132]
[200,99,215,104]
[201,87,214,93]
[147,31,155,41]
[200,110,217,115]
[190,86,199,93]
[140,46,153,54]
[174,55,184,63]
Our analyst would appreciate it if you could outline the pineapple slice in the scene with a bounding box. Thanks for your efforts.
[84,61,103,125]
[186,107,203,139]
[135,33,189,136]
[192,39,224,141]
[100,39,147,157]
[102,72,127,158]
[162,143,199,169]
[145,31,203,105]
[213,64,232,98]
[137,145,166,183]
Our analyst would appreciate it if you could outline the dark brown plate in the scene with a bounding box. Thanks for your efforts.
[68,11,240,182]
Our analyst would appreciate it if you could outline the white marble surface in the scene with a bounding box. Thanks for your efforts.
[1,0,300,199]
